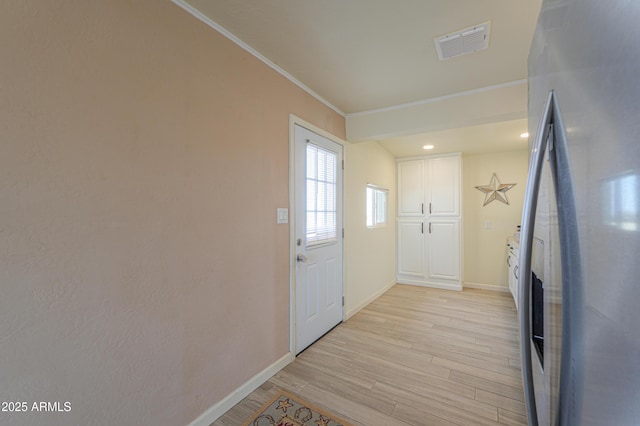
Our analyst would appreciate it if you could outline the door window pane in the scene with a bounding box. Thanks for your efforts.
[306,143,337,247]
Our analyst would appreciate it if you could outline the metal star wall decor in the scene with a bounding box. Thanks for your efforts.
[475,173,516,206]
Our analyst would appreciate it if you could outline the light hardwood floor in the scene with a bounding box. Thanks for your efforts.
[213,284,527,426]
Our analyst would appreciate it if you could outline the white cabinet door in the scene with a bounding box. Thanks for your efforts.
[512,255,519,310]
[397,154,461,290]
[508,250,515,294]
[513,263,519,310]
[507,244,520,309]
[398,160,424,216]
[508,251,516,304]
[397,219,425,278]
[428,155,460,217]
[427,220,460,281]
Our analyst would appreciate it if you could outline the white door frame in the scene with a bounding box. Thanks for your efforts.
[288,114,346,355]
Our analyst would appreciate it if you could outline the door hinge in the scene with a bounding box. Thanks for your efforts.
[342,296,345,306]
[342,228,344,238]
[341,159,344,170]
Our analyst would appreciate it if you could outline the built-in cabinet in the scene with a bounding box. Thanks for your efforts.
[397,153,462,290]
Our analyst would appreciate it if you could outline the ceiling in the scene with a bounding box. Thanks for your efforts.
[179,0,542,156]
[379,118,529,157]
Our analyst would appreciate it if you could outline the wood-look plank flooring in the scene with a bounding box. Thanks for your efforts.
[212,284,526,426]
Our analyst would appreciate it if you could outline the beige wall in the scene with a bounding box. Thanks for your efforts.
[344,141,397,318]
[462,150,529,290]
[0,1,344,425]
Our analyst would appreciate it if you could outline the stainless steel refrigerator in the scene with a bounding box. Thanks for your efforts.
[519,0,640,425]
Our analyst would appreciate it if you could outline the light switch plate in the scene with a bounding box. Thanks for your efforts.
[277,208,288,224]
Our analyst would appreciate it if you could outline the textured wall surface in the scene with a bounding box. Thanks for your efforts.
[0,1,345,424]
[462,150,528,289]
[343,141,397,316]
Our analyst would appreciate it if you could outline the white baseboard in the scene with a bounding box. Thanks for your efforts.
[397,278,462,291]
[344,279,396,320]
[463,281,510,293]
[188,352,294,426]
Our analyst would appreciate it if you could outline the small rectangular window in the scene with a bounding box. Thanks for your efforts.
[366,184,388,228]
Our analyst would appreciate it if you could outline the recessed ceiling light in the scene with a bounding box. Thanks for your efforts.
[423,145,434,150]
[520,132,529,139]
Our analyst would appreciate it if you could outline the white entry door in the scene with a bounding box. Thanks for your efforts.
[294,124,343,354]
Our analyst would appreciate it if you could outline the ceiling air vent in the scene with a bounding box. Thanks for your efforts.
[434,21,491,60]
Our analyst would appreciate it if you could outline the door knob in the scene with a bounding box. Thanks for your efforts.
[296,254,307,263]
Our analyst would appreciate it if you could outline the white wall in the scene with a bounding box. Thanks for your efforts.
[344,141,397,318]
[462,150,529,290]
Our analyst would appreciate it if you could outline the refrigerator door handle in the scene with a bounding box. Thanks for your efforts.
[519,90,555,426]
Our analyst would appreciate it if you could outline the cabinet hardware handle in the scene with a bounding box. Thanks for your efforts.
[429,222,432,234]
[514,265,519,279]
[421,203,424,214]
[429,203,432,214]
[421,223,424,234]
[507,256,512,267]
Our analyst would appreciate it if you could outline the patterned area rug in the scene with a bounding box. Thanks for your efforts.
[242,390,354,426]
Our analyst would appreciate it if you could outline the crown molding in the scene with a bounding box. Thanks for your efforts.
[171,0,346,117]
